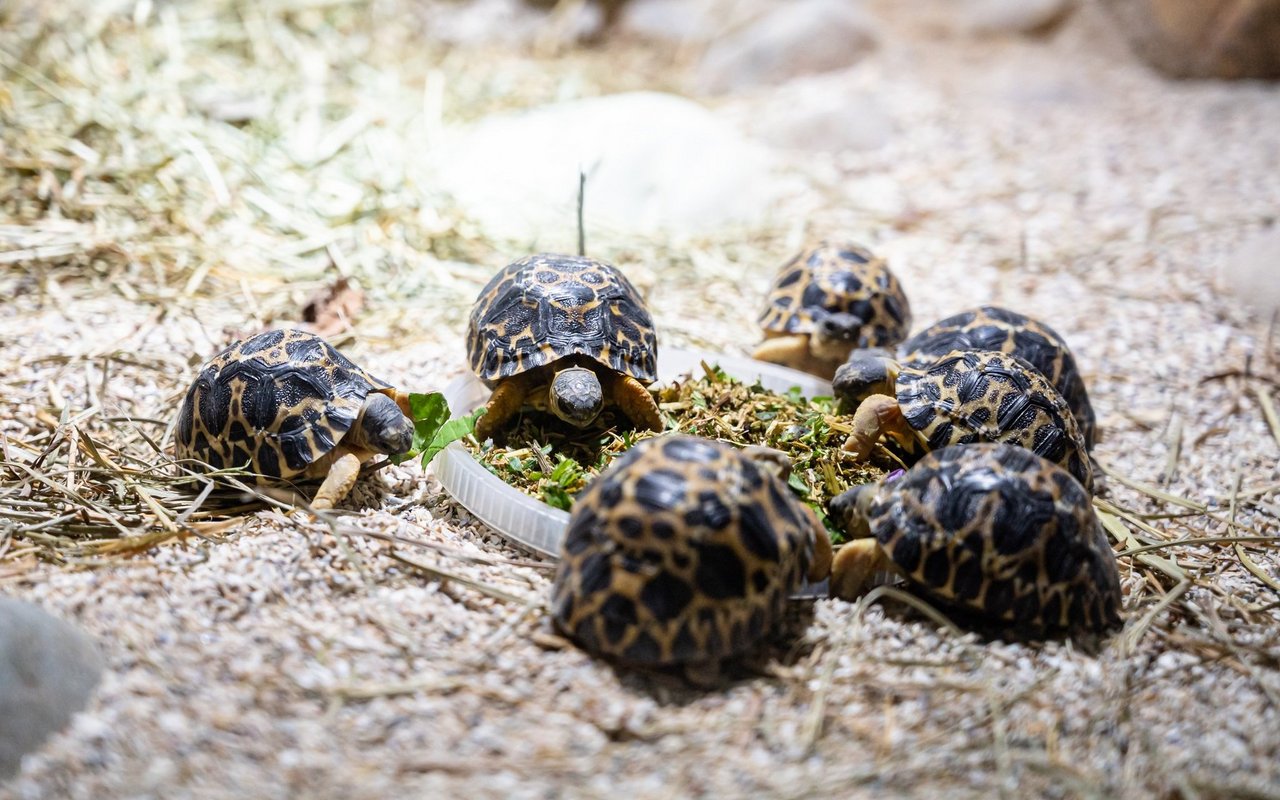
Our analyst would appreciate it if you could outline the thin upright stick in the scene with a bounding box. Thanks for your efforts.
[577,167,587,257]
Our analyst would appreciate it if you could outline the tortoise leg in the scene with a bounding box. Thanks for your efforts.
[311,450,363,510]
[830,539,892,601]
[475,373,534,441]
[799,505,834,583]
[751,335,811,370]
[607,373,664,432]
[841,394,913,460]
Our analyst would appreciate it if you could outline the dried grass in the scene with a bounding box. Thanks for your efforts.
[2,0,1279,797]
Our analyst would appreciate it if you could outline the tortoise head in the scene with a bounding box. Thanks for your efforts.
[549,366,604,428]
[828,483,880,540]
[831,350,900,411]
[809,310,864,361]
[828,482,895,599]
[351,392,414,456]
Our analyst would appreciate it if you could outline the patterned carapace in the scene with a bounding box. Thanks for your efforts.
[757,241,912,347]
[857,443,1122,632]
[897,306,1097,448]
[468,253,657,386]
[550,435,825,669]
[175,329,395,479]
[893,349,1094,492]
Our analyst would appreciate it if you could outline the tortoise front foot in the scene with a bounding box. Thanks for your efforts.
[610,374,664,432]
[751,335,812,371]
[311,451,363,510]
[830,539,890,601]
[474,375,533,441]
[841,394,908,461]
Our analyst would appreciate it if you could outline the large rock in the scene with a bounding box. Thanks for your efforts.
[618,0,721,41]
[948,0,1074,35]
[435,92,785,243]
[1103,0,1280,79]
[694,0,879,94]
[747,87,893,153]
[0,599,104,780]
[1218,229,1280,316]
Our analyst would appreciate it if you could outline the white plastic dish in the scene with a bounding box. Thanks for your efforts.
[433,347,834,596]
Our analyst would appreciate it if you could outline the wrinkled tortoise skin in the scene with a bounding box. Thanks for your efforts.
[758,241,912,348]
[551,435,822,668]
[897,305,1097,448]
[865,443,1122,632]
[175,329,394,478]
[468,253,657,386]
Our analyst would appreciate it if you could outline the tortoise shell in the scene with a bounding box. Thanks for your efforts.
[550,435,821,668]
[897,306,1097,448]
[467,254,657,386]
[896,349,1093,493]
[865,443,1122,632]
[175,329,394,479]
[757,241,912,347]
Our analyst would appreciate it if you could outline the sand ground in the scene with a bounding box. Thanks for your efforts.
[1,1,1278,797]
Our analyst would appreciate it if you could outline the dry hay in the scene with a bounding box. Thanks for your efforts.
[1,0,1279,797]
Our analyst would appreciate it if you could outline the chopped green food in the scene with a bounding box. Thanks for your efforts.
[465,363,885,542]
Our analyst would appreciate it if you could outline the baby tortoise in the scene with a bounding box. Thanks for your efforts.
[550,434,833,680]
[829,443,1123,633]
[753,241,912,380]
[175,329,413,509]
[836,348,1094,493]
[889,305,1097,448]
[468,253,663,441]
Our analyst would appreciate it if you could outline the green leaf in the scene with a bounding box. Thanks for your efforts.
[542,483,574,511]
[389,392,450,465]
[388,393,485,467]
[549,455,584,487]
[419,407,486,468]
[787,471,811,496]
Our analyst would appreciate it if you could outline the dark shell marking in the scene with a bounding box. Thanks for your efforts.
[551,435,820,667]
[468,254,657,385]
[175,329,392,478]
[897,306,1097,448]
[896,349,1093,493]
[758,241,912,348]
[869,443,1122,632]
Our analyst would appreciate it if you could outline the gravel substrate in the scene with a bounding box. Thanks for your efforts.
[1,1,1278,797]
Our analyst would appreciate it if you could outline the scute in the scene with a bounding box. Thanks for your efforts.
[895,350,1093,492]
[467,253,657,384]
[550,435,820,668]
[174,329,393,479]
[870,443,1122,632]
[758,241,912,346]
[897,306,1097,447]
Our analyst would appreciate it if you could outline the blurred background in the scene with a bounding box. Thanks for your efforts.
[3,1,1280,796]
